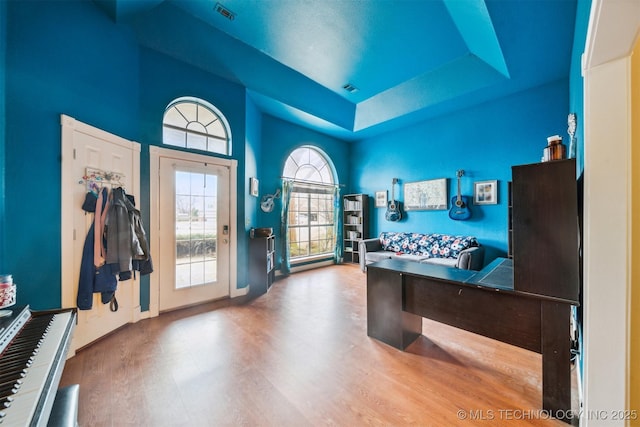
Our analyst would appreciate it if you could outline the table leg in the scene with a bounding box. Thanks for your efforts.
[541,301,572,421]
[367,268,421,350]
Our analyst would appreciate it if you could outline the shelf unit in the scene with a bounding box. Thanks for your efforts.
[343,194,369,264]
[249,234,276,295]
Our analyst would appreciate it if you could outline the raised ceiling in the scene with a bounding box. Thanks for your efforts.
[95,0,578,141]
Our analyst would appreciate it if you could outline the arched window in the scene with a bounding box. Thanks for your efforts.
[283,146,335,185]
[163,97,231,156]
[282,147,338,264]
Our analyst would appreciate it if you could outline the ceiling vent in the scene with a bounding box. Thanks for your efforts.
[342,83,358,93]
[215,2,235,21]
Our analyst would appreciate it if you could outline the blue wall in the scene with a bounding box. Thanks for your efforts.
[351,79,570,264]
[244,94,261,283]
[4,0,253,309]
[257,115,350,268]
[5,0,140,309]
[570,0,592,176]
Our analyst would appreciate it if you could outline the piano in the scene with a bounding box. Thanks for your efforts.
[0,305,77,426]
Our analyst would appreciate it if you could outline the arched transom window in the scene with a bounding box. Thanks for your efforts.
[283,146,334,184]
[283,146,337,261]
[163,97,231,156]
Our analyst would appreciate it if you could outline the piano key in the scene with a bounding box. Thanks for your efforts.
[0,379,22,390]
[0,311,74,427]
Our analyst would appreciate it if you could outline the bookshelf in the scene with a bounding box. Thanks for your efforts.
[343,194,369,264]
[249,234,276,295]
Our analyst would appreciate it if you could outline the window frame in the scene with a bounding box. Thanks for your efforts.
[283,147,338,263]
[162,97,232,156]
[287,184,336,260]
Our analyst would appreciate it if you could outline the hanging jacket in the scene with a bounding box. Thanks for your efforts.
[124,194,150,262]
[125,194,154,277]
[104,187,152,276]
[105,187,141,273]
[94,184,109,267]
[77,188,118,310]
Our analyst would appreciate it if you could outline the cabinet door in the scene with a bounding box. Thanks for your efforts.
[512,159,579,302]
[249,237,267,294]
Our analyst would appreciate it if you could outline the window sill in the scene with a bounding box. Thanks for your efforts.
[290,254,334,265]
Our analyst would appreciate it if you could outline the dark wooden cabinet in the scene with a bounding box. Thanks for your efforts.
[507,181,513,259]
[366,266,422,349]
[249,235,275,295]
[343,194,369,264]
[511,159,579,302]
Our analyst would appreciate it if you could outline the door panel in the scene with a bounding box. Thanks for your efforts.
[158,157,230,311]
[60,115,141,353]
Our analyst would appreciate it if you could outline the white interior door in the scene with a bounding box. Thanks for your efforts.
[60,115,141,353]
[156,152,232,311]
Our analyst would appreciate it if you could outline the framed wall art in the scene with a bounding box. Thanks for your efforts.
[375,191,387,208]
[250,177,259,197]
[403,178,448,210]
[474,180,498,205]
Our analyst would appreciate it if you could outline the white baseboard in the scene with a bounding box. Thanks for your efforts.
[289,259,334,273]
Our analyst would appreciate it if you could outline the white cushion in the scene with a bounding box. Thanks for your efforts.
[393,253,430,262]
[366,251,393,263]
[421,257,457,267]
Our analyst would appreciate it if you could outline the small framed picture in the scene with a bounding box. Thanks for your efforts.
[375,191,387,208]
[474,180,498,205]
[250,177,259,197]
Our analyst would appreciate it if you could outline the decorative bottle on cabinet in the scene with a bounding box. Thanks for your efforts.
[511,159,579,302]
[249,234,276,295]
[343,194,369,264]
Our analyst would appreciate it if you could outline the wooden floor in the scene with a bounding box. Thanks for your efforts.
[60,263,578,426]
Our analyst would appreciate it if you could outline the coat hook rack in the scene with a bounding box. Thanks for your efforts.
[79,167,125,193]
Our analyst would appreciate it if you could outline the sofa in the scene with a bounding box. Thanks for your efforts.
[358,231,484,272]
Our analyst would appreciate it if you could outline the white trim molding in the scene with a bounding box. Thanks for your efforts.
[582,1,640,424]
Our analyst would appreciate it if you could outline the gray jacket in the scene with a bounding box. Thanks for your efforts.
[105,187,149,274]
